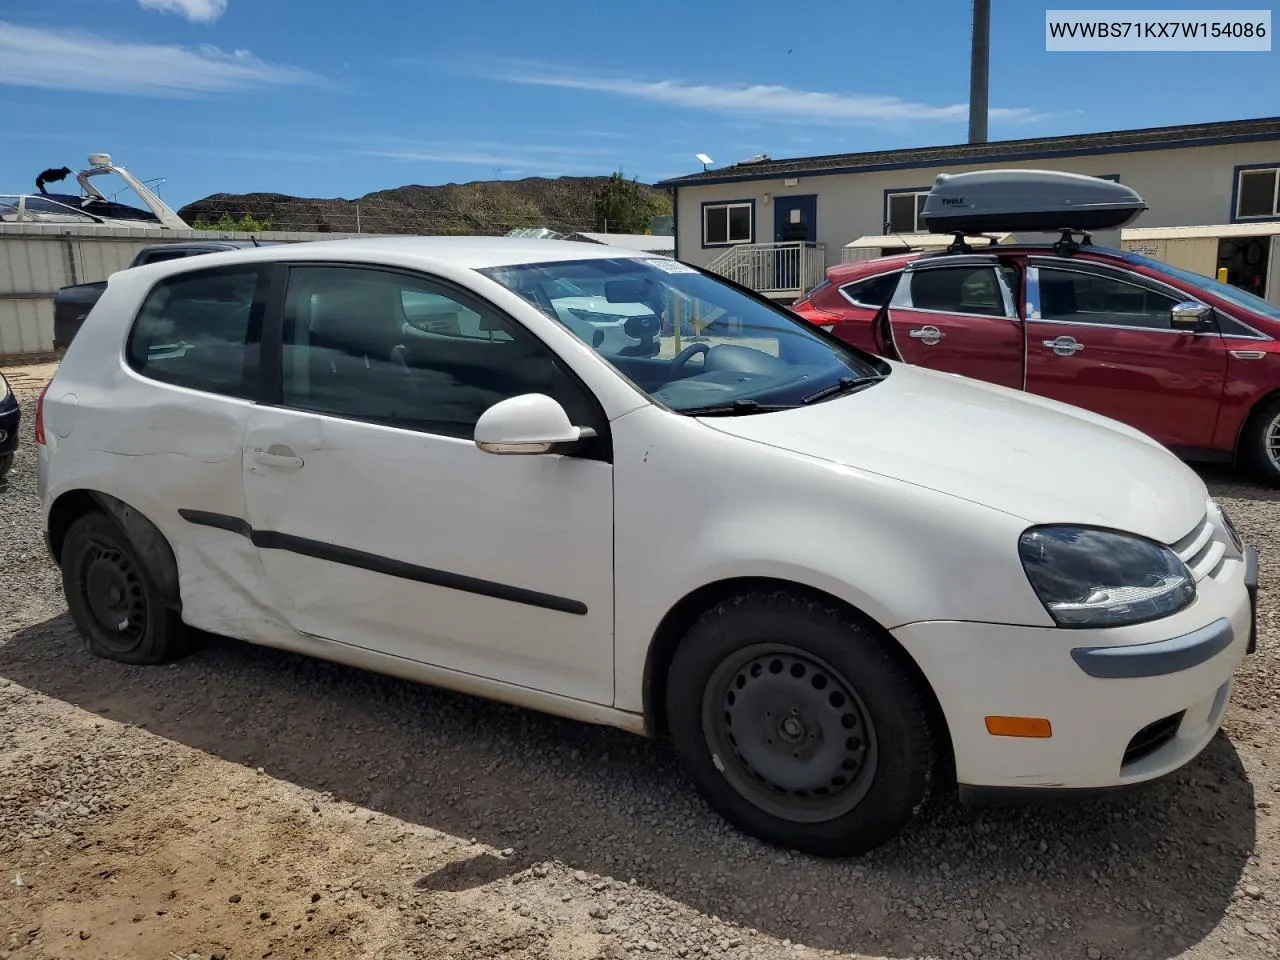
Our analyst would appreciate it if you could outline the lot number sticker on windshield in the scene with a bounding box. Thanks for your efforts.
[645,259,699,274]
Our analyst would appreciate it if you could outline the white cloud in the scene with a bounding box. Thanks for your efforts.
[479,61,1041,125]
[0,21,321,97]
[360,145,615,177]
[138,0,228,23]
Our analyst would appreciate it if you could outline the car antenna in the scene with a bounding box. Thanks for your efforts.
[250,235,260,248]
[883,220,919,255]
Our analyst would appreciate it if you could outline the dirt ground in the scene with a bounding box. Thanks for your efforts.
[4,357,1280,960]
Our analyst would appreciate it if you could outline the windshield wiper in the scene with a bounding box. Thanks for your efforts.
[680,399,795,417]
[801,375,884,405]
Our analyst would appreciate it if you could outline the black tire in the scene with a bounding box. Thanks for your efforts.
[61,512,186,665]
[0,454,12,482]
[666,589,936,857]
[1242,395,1280,487]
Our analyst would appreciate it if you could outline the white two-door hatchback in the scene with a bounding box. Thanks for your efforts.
[37,235,1258,856]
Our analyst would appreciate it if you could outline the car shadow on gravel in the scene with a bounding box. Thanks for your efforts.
[0,613,1257,960]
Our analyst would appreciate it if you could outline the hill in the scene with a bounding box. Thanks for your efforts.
[176,175,671,236]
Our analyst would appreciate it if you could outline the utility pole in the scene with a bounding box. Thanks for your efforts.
[968,0,990,144]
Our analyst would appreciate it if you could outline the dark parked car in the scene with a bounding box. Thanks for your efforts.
[53,240,277,356]
[0,372,18,481]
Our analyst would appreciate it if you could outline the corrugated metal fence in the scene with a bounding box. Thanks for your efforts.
[0,224,374,358]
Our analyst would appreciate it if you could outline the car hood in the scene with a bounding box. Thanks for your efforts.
[698,363,1207,545]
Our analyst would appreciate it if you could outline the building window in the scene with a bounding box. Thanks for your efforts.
[885,190,929,233]
[1237,167,1280,220]
[702,202,753,246]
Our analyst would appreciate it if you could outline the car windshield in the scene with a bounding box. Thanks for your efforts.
[1114,249,1280,321]
[480,257,885,414]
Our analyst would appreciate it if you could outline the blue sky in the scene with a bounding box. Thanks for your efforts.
[1,0,1276,209]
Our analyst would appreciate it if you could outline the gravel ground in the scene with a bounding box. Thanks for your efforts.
[3,359,1280,960]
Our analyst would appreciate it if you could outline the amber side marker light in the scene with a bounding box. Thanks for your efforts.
[985,716,1053,738]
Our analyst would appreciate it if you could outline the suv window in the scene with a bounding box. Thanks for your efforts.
[840,271,901,308]
[1038,268,1180,330]
[904,266,1008,317]
[125,265,268,399]
[281,266,595,440]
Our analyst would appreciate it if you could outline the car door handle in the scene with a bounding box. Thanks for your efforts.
[1043,336,1084,356]
[908,325,945,345]
[251,445,304,471]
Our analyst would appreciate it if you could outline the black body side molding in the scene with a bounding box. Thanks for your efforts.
[178,509,588,615]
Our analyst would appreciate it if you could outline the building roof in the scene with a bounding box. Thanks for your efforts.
[573,232,675,252]
[655,115,1280,189]
[1121,222,1280,240]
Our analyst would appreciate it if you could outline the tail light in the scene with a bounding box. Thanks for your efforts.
[793,304,844,333]
[34,381,50,445]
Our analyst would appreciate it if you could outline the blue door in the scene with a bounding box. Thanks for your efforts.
[773,195,817,290]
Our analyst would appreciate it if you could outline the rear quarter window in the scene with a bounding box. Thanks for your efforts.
[125,265,270,400]
[840,271,902,308]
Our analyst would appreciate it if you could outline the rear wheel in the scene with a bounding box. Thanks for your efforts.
[61,512,185,664]
[1243,396,1280,487]
[665,589,936,856]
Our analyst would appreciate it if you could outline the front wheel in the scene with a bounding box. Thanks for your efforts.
[61,512,186,664]
[1242,396,1280,487]
[666,590,937,857]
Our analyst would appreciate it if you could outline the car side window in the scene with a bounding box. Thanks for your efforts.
[280,266,597,440]
[1037,268,1180,330]
[904,266,1008,318]
[840,271,901,308]
[125,265,268,400]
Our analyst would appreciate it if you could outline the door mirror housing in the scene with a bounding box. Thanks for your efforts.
[1170,301,1211,332]
[474,394,596,455]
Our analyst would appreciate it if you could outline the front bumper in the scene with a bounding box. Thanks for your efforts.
[894,547,1257,796]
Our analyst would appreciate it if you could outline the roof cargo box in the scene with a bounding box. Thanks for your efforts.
[919,169,1148,235]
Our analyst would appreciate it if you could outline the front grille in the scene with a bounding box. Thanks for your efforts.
[1172,513,1227,583]
[1122,711,1184,766]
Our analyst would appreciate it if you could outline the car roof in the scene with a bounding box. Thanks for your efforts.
[824,243,1143,284]
[146,236,670,271]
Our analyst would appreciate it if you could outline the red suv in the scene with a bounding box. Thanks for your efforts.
[793,244,1280,485]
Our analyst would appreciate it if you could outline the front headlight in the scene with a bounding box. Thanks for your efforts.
[1018,526,1196,629]
[0,375,8,401]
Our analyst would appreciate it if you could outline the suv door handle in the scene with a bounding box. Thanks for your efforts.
[251,445,304,471]
[1043,336,1084,356]
[908,325,945,346]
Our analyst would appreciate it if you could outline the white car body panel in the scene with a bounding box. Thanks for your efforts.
[37,236,1254,804]
[240,403,615,704]
[699,360,1207,546]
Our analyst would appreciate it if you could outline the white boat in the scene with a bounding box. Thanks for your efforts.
[0,153,188,229]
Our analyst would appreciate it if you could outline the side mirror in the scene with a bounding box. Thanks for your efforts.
[1170,301,1211,332]
[474,394,596,455]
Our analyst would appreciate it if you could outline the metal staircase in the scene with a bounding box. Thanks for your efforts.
[705,241,827,301]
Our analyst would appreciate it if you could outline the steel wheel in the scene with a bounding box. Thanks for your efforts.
[78,539,148,654]
[701,643,879,823]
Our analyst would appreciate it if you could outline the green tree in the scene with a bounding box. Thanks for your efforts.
[593,172,671,233]
[193,212,274,232]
